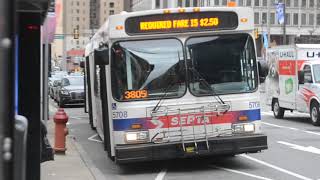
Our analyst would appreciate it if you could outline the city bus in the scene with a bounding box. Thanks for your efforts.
[84,6,268,163]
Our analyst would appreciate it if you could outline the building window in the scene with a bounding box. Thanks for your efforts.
[262,0,267,6]
[285,0,290,7]
[155,0,160,8]
[310,0,314,7]
[77,17,80,21]
[193,0,198,6]
[222,0,228,5]
[83,2,85,6]
[294,0,298,7]
[104,2,107,6]
[77,40,79,45]
[293,13,298,25]
[254,12,259,24]
[318,0,320,8]
[77,1,79,6]
[178,0,183,7]
[110,2,114,8]
[76,9,79,13]
[309,14,314,25]
[109,10,114,15]
[186,0,190,7]
[285,13,290,25]
[270,12,275,24]
[302,0,306,7]
[301,13,307,25]
[317,14,320,25]
[246,0,252,6]
[262,12,267,23]
[104,10,107,14]
[214,0,219,5]
[254,0,259,6]
[239,0,244,6]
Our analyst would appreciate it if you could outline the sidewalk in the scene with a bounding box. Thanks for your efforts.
[41,119,95,180]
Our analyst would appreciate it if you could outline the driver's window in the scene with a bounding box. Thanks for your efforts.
[304,65,313,83]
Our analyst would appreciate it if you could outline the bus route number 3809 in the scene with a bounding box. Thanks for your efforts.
[112,111,128,119]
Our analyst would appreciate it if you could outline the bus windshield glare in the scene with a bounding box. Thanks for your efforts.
[186,34,258,95]
[111,39,186,101]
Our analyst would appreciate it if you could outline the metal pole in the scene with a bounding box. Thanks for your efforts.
[267,0,271,45]
[43,25,49,126]
[62,0,67,71]
[0,0,15,179]
[283,0,286,45]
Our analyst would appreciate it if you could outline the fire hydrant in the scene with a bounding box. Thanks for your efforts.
[54,108,69,153]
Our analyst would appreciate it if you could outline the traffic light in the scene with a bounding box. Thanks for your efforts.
[254,28,259,39]
[73,28,79,39]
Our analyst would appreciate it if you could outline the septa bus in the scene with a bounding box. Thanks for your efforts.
[266,44,320,125]
[84,7,268,163]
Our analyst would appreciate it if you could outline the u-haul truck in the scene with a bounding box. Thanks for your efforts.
[266,44,320,126]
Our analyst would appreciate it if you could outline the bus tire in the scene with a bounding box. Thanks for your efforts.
[272,99,284,119]
[310,102,320,126]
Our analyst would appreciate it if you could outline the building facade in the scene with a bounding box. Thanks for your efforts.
[131,0,320,56]
[51,0,125,70]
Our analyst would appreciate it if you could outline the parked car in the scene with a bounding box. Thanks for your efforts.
[51,79,62,101]
[57,76,84,107]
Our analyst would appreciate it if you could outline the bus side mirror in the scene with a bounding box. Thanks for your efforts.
[258,60,269,83]
[298,71,305,84]
[94,47,109,65]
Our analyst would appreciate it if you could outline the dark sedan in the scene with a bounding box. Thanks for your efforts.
[57,76,84,107]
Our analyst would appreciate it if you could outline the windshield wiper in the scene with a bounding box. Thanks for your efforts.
[151,80,176,114]
[189,67,226,105]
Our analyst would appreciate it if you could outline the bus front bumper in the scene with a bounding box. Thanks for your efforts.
[115,134,267,164]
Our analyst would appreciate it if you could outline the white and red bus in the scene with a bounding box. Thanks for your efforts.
[84,6,268,163]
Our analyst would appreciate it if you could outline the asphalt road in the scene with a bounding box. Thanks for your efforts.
[48,92,320,180]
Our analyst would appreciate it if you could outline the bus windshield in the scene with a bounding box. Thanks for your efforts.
[186,34,258,95]
[111,39,186,101]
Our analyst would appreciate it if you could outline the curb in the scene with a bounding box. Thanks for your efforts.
[70,136,106,180]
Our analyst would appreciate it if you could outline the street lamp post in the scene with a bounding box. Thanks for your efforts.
[283,0,286,45]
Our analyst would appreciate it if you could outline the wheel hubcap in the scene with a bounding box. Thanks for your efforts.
[312,107,318,122]
[274,102,279,115]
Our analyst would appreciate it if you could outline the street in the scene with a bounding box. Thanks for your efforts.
[48,90,320,180]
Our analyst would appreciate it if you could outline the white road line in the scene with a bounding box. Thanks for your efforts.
[88,134,103,143]
[305,131,320,136]
[210,165,274,180]
[261,122,284,128]
[155,169,167,180]
[240,154,313,180]
[261,122,320,136]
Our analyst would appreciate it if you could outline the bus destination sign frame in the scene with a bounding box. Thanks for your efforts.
[125,11,238,35]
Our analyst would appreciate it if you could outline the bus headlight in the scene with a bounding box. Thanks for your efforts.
[232,123,255,134]
[125,131,149,143]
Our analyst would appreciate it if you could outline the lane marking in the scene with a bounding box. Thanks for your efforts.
[261,111,309,117]
[88,134,103,143]
[240,154,313,180]
[155,169,167,180]
[278,141,320,155]
[210,165,274,180]
[261,122,320,136]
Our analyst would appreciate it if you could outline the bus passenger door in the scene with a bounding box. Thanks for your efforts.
[99,65,112,157]
[93,64,104,140]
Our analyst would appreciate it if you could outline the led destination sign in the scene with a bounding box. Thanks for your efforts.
[125,11,238,35]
